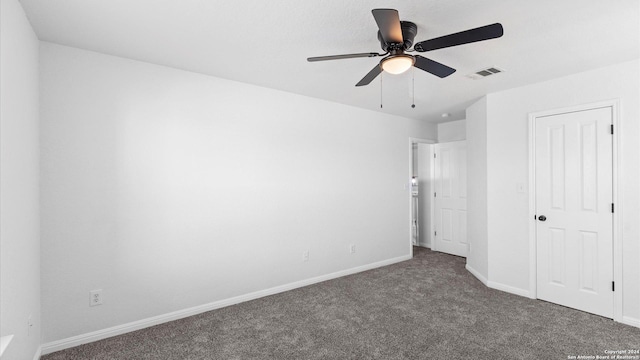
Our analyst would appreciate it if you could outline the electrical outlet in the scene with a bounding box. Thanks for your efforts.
[302,251,309,262]
[349,244,356,254]
[90,289,103,306]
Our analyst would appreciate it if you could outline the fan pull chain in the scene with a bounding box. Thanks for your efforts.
[411,68,416,108]
[380,73,383,109]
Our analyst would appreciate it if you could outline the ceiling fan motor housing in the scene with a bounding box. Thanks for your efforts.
[378,21,418,51]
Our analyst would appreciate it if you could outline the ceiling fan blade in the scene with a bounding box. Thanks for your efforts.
[307,52,383,62]
[372,9,404,44]
[355,65,383,87]
[414,23,504,52]
[413,55,456,78]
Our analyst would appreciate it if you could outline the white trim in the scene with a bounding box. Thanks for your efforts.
[465,264,488,285]
[528,99,622,320]
[466,266,534,300]
[0,335,13,357]
[621,316,640,329]
[428,144,435,249]
[487,281,531,298]
[409,137,437,145]
[610,101,623,323]
[32,345,42,360]
[528,113,537,299]
[40,254,411,355]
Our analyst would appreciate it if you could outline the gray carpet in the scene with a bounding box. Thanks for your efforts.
[43,247,639,359]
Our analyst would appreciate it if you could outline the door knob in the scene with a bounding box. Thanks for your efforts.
[538,215,547,221]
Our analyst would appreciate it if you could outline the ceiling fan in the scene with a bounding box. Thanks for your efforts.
[307,9,503,86]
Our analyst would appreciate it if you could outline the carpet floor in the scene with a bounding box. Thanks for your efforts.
[43,247,639,359]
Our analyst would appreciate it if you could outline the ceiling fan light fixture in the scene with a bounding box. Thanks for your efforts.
[381,55,415,74]
[307,9,503,86]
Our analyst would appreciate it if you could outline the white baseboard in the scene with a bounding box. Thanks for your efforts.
[417,240,430,248]
[0,335,13,358]
[465,264,488,285]
[621,316,640,328]
[487,281,531,298]
[467,266,637,329]
[41,254,411,355]
[464,264,530,298]
[33,345,42,360]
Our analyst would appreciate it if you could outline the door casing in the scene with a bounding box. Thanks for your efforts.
[528,99,622,323]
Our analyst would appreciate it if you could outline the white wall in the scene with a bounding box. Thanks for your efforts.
[409,121,437,143]
[437,119,466,142]
[39,43,436,343]
[465,98,488,281]
[0,0,41,359]
[485,59,640,323]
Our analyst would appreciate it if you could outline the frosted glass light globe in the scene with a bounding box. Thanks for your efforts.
[381,55,415,74]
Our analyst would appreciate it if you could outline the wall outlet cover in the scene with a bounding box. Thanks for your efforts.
[90,289,103,306]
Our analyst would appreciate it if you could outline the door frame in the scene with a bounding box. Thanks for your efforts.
[527,99,622,322]
[409,137,436,256]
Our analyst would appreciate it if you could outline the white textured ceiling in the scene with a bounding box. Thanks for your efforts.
[19,0,639,122]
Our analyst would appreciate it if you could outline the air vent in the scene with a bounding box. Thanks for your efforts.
[466,66,505,80]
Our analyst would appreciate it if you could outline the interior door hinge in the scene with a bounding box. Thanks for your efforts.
[434,192,436,198]
[612,203,614,213]
[434,153,436,158]
[612,281,615,291]
[434,231,437,236]
[611,124,614,134]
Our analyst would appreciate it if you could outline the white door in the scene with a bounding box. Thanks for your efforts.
[434,141,467,257]
[535,107,613,318]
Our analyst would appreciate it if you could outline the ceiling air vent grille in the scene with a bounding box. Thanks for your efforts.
[466,66,505,80]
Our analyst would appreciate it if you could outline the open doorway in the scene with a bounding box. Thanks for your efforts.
[410,138,435,251]
[410,120,468,257]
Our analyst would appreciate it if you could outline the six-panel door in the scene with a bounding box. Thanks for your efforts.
[535,107,613,318]
[434,141,468,257]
